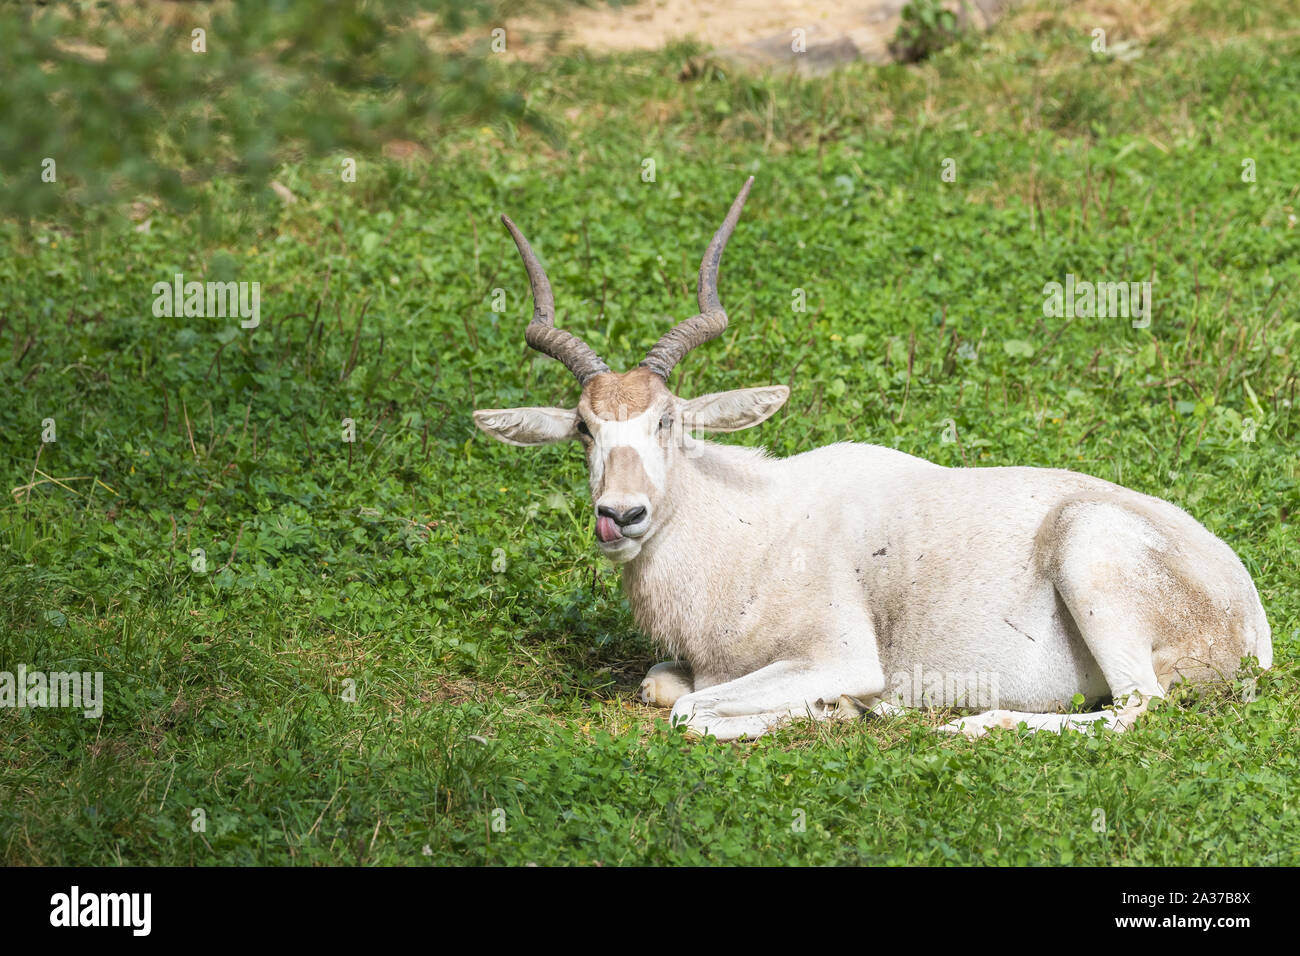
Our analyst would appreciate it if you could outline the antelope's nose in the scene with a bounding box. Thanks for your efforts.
[598,504,647,527]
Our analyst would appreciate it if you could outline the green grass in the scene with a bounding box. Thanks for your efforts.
[2,0,1299,865]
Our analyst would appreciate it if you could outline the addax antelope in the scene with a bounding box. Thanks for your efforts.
[474,178,1272,741]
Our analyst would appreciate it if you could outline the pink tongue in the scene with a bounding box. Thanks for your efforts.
[596,515,623,543]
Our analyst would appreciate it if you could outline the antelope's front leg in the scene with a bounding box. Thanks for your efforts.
[669,657,885,741]
[638,661,694,708]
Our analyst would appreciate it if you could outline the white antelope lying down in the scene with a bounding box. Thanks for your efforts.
[475,178,1272,741]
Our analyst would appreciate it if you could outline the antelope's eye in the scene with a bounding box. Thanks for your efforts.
[576,419,591,438]
[659,413,673,431]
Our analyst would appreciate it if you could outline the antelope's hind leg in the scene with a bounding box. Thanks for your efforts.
[940,697,1151,738]
[942,497,1262,739]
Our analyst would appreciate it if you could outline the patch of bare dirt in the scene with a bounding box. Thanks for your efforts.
[497,0,1015,72]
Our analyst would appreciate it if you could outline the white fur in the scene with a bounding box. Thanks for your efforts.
[477,388,1272,741]
[628,437,1271,739]
[472,407,575,446]
[589,410,666,493]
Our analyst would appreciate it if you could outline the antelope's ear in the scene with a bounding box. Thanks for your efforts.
[473,407,579,446]
[682,385,789,433]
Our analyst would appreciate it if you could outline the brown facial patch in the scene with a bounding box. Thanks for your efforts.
[580,367,669,420]
[601,445,653,498]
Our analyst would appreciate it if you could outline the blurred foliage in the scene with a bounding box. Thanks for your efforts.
[0,0,544,224]
[891,0,966,63]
